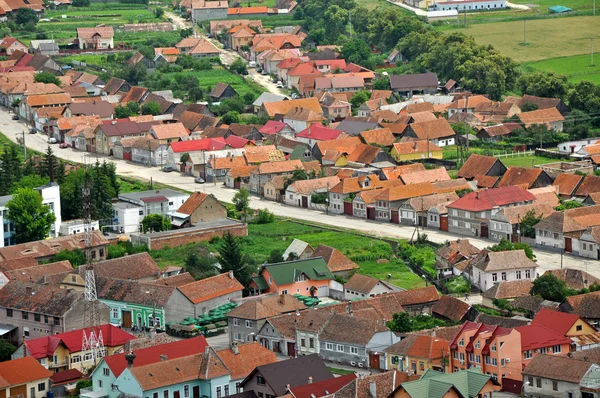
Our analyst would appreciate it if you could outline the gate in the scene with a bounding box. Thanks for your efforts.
[480,224,489,238]
[565,237,572,252]
[344,201,353,215]
[440,215,448,231]
[367,206,375,220]
[391,209,399,224]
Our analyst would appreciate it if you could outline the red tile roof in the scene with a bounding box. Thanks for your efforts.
[26,325,134,359]
[259,120,290,135]
[531,308,582,336]
[103,335,209,377]
[289,374,357,398]
[296,124,343,141]
[515,324,572,351]
[447,186,536,212]
[216,342,278,380]
[169,138,226,153]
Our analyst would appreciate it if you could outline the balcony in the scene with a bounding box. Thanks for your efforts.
[49,359,69,368]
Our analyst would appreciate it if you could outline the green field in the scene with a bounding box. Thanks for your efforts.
[160,68,264,98]
[148,220,425,290]
[443,16,600,62]
[522,54,600,84]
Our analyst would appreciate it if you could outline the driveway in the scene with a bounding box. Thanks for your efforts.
[0,108,594,278]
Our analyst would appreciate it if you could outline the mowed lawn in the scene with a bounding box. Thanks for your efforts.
[522,54,600,84]
[445,16,600,62]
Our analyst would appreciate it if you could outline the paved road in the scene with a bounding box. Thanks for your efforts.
[165,11,192,30]
[0,110,593,278]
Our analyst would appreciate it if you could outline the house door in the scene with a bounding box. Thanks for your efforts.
[391,209,399,224]
[287,342,296,357]
[301,196,308,208]
[174,392,180,398]
[272,341,280,353]
[565,237,573,252]
[440,216,448,231]
[193,386,200,398]
[480,224,489,238]
[367,206,376,220]
[234,179,241,189]
[369,352,381,370]
[343,201,353,215]
[122,311,132,328]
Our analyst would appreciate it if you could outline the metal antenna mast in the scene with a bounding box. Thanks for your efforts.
[81,156,104,369]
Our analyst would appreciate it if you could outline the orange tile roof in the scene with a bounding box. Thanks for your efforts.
[217,342,278,380]
[178,192,210,215]
[359,128,395,147]
[497,167,545,189]
[0,356,52,388]
[288,176,340,194]
[255,159,304,174]
[376,182,434,201]
[151,122,189,140]
[27,93,72,107]
[409,111,437,123]
[401,168,450,185]
[408,118,454,140]
[519,107,564,127]
[228,6,268,14]
[553,173,584,196]
[262,97,321,118]
[210,155,248,170]
[177,272,244,304]
[393,140,442,155]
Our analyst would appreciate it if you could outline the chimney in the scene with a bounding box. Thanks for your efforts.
[125,352,136,369]
[476,191,480,199]
[232,342,239,355]
[584,356,590,362]
[23,334,27,357]
[160,354,168,361]
[308,376,313,384]
[280,293,286,305]
[229,270,234,279]
[205,346,210,355]
[369,382,377,398]
[26,286,33,295]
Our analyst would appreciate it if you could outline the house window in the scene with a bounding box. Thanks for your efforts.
[475,341,480,349]
[553,345,561,353]
[111,308,119,319]
[154,393,159,398]
[326,343,334,350]
[476,355,481,363]
[501,272,507,281]
[552,381,558,391]
[164,390,169,398]
[22,311,29,320]
[458,339,464,346]
[491,358,497,366]
[245,320,252,328]
[38,383,45,392]
[99,380,103,388]
[236,383,241,393]
[528,376,533,386]
[71,355,81,364]
[536,378,541,388]
[257,376,265,385]
[524,350,532,359]
[350,347,358,354]
[337,344,344,352]
[516,271,521,279]
[577,325,583,331]
[103,368,110,376]
[233,319,239,326]
[492,273,497,282]
[484,356,490,365]
[309,338,314,349]
[301,337,306,347]
[525,270,531,278]
[6,309,12,317]
[224,386,229,396]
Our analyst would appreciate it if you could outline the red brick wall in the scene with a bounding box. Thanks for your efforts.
[146,223,248,250]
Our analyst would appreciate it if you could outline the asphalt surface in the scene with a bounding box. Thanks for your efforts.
[0,108,594,278]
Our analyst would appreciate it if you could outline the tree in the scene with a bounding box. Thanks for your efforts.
[15,8,37,26]
[566,81,600,125]
[232,188,250,220]
[350,90,371,111]
[520,102,539,112]
[218,232,251,286]
[489,239,535,261]
[516,72,569,99]
[72,0,90,5]
[53,248,86,267]
[60,169,85,220]
[141,214,171,233]
[7,188,56,244]
[284,168,309,190]
[530,272,569,302]
[114,105,133,119]
[90,162,116,223]
[155,7,164,18]
[141,101,161,116]
[373,76,390,90]
[126,102,141,115]
[243,92,256,105]
[555,200,583,211]
[9,175,49,194]
[229,58,247,75]
[519,209,542,239]
[189,87,204,102]
[386,312,411,332]
[0,339,16,361]
[340,38,372,68]
[255,208,275,224]
[0,144,22,195]
[34,72,61,86]
[184,251,217,280]
[222,111,240,125]
[267,249,284,264]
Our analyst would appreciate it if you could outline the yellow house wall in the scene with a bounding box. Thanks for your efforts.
[393,149,443,162]
[566,319,595,336]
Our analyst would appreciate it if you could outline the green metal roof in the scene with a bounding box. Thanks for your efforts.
[402,379,458,398]
[416,369,491,398]
[289,145,308,161]
[263,258,333,286]
[252,276,269,290]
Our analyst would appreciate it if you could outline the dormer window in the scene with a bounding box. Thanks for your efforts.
[296,274,306,282]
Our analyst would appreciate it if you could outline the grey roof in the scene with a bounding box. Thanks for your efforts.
[282,238,312,260]
[335,120,379,136]
[253,92,287,107]
[29,39,58,49]
[118,189,186,202]
[389,72,438,90]
[133,218,242,238]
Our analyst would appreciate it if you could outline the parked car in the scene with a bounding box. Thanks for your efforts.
[11,115,19,120]
[261,69,268,75]
[276,81,283,88]
[48,137,57,144]
[59,142,69,148]
[194,177,205,184]
[162,166,174,173]
[248,61,257,68]
[29,128,36,134]
[291,93,300,99]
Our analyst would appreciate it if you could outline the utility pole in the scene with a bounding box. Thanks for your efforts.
[21,130,26,159]
[592,38,595,66]
[523,20,526,45]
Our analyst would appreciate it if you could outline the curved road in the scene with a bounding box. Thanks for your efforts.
[0,111,591,277]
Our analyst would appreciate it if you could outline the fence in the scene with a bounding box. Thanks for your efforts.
[493,149,534,158]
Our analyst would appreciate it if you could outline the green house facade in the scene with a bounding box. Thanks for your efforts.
[101,299,166,331]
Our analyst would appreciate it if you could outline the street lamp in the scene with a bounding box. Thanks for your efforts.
[422,274,427,287]
[521,381,530,397]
